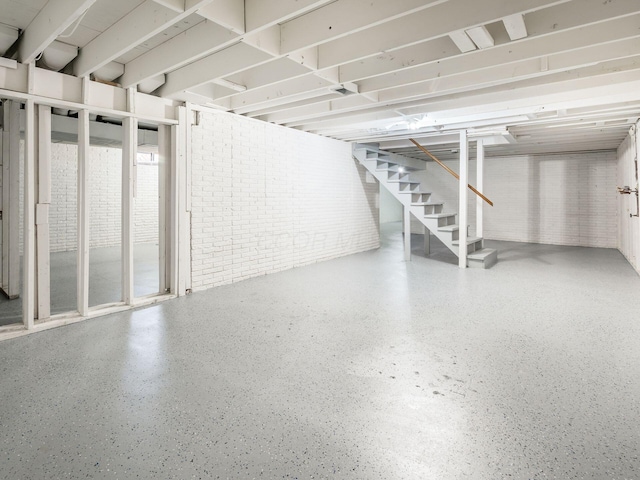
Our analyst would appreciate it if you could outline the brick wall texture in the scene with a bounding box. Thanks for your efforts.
[410,152,617,248]
[189,109,380,291]
[48,144,158,253]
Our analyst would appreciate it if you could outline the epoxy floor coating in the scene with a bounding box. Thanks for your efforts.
[1,225,640,479]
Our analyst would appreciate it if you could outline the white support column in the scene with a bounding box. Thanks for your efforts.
[122,116,137,304]
[158,125,169,294]
[476,139,485,239]
[23,100,36,329]
[459,130,469,269]
[36,105,51,320]
[77,109,90,316]
[183,105,192,293]
[176,106,191,294]
[403,205,411,262]
[2,100,20,299]
[169,122,180,295]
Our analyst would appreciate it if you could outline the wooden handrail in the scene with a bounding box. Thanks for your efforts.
[409,138,494,207]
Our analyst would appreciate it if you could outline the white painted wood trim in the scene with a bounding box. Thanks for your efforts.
[23,100,36,328]
[77,109,90,316]
[36,105,51,320]
[2,100,20,298]
[476,139,484,239]
[122,116,136,304]
[158,125,169,294]
[459,130,468,269]
[403,205,411,262]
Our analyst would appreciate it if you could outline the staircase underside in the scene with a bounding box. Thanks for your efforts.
[354,144,497,269]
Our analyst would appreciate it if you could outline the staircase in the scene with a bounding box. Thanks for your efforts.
[354,144,498,269]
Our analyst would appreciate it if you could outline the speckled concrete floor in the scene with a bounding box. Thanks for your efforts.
[1,223,639,479]
[0,243,160,326]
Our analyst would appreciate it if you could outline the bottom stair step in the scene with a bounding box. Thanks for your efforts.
[452,236,481,246]
[467,248,498,269]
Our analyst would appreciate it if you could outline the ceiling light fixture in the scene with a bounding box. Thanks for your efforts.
[213,78,247,92]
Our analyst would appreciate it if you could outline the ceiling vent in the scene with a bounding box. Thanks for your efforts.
[330,82,359,96]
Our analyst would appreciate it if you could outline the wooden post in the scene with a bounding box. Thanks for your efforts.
[77,109,90,316]
[403,205,411,262]
[36,105,52,320]
[23,100,36,328]
[122,116,136,304]
[459,130,468,269]
[158,125,169,294]
[476,139,485,238]
[2,100,21,299]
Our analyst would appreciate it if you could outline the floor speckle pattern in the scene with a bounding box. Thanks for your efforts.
[1,223,639,479]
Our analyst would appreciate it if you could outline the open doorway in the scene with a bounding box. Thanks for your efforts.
[379,184,403,245]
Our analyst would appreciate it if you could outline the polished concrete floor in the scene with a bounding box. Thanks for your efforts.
[0,243,160,326]
[1,223,639,479]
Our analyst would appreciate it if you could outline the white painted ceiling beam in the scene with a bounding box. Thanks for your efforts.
[213,58,315,100]
[229,75,337,114]
[283,66,640,134]
[279,0,445,54]
[71,0,215,77]
[358,15,640,93]
[197,0,245,34]
[151,0,184,12]
[119,20,239,88]
[157,42,274,98]
[258,96,373,124]
[238,32,640,126]
[245,0,339,32]
[340,10,640,86]
[374,49,640,105]
[317,0,569,69]
[16,0,96,64]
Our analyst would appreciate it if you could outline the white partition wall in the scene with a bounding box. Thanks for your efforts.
[0,81,182,337]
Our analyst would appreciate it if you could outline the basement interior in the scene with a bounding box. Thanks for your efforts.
[1,0,640,478]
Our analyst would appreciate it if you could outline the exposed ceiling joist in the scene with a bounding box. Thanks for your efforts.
[70,0,215,77]
[118,20,238,88]
[14,0,96,64]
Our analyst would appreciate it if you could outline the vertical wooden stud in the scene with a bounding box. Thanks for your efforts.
[459,130,469,269]
[23,100,36,328]
[476,139,484,239]
[77,109,90,316]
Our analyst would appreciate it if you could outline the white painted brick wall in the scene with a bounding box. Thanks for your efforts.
[190,110,380,291]
[20,143,158,253]
[410,152,617,248]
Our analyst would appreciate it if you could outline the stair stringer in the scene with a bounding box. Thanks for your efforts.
[353,144,497,268]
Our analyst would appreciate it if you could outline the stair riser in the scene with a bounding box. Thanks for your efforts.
[412,193,431,203]
[457,241,483,254]
[355,145,497,268]
[419,205,443,215]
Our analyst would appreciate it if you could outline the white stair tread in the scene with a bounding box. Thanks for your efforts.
[467,248,497,260]
[424,213,456,219]
[412,202,443,207]
[398,190,431,195]
[452,237,482,246]
[438,225,459,232]
[387,178,419,183]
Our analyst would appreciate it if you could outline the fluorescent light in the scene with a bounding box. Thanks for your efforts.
[466,26,495,49]
[213,78,247,92]
[449,30,476,53]
[503,14,528,41]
